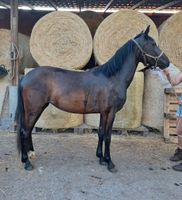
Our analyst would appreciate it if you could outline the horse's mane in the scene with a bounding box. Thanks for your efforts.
[93,39,135,77]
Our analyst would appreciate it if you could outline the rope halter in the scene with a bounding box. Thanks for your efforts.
[132,38,164,69]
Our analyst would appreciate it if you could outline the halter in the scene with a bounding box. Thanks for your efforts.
[132,38,164,69]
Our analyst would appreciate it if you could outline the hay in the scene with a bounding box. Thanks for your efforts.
[85,71,144,129]
[79,11,104,37]
[30,11,92,70]
[0,29,36,74]
[94,9,158,65]
[24,68,83,129]
[142,64,182,131]
[159,11,182,69]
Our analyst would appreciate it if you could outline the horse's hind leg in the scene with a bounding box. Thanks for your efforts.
[96,113,107,165]
[21,97,48,170]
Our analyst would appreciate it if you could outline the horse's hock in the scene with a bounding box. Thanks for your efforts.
[30,11,93,70]
[159,11,182,70]
[0,28,36,74]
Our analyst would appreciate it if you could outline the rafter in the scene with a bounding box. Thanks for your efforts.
[21,0,34,10]
[104,0,115,13]
[46,0,58,10]
[0,1,10,9]
[131,0,147,9]
[155,0,182,11]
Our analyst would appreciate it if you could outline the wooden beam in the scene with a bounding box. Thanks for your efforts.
[10,0,19,86]
[104,0,115,13]
[131,0,147,9]
[155,0,182,11]
[0,1,10,9]
[78,0,82,13]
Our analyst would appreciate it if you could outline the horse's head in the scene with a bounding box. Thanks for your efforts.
[132,25,170,70]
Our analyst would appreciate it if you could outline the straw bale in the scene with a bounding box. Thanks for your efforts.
[79,11,104,37]
[159,11,182,69]
[94,9,158,65]
[142,64,182,131]
[24,68,83,129]
[30,11,92,70]
[0,29,36,74]
[85,71,144,129]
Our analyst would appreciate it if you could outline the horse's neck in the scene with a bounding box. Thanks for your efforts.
[114,50,139,89]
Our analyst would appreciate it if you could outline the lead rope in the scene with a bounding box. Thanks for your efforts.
[8,42,19,81]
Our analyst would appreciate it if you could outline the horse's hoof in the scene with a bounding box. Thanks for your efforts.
[28,151,37,160]
[107,161,117,173]
[99,157,107,166]
[24,161,34,171]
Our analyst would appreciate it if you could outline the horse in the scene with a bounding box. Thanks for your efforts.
[16,26,170,172]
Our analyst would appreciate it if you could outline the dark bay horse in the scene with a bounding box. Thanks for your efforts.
[16,26,170,172]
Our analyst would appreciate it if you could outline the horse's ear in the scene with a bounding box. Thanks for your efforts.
[144,25,150,37]
[134,30,144,39]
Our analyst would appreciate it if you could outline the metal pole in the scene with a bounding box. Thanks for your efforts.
[10,0,19,86]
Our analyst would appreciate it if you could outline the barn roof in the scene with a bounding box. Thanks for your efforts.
[0,0,181,13]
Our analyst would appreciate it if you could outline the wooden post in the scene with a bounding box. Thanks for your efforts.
[9,0,19,131]
[10,0,19,86]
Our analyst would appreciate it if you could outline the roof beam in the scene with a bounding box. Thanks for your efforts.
[155,0,182,11]
[131,0,147,9]
[46,0,58,10]
[104,0,115,13]
[21,0,34,10]
[0,1,10,9]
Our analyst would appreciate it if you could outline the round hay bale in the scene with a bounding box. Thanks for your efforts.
[35,104,83,129]
[142,64,182,131]
[94,9,158,65]
[78,10,104,37]
[24,68,83,129]
[85,70,144,129]
[0,29,36,74]
[159,11,182,69]
[30,11,92,70]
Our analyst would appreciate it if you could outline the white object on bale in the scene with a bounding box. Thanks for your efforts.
[0,29,36,74]
[142,63,182,131]
[30,11,92,70]
[85,64,144,129]
[24,68,83,129]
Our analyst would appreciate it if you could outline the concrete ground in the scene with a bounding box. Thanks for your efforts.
[0,131,182,200]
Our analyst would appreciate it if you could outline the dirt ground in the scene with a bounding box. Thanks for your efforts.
[0,131,182,200]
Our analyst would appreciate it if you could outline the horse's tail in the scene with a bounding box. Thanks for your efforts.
[16,78,24,155]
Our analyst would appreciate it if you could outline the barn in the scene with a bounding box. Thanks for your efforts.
[0,1,182,199]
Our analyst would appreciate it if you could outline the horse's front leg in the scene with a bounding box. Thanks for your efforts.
[104,111,117,173]
[96,114,107,165]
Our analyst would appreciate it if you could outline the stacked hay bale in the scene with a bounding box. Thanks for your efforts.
[0,29,36,120]
[85,9,158,129]
[142,64,182,131]
[143,11,182,131]
[159,11,182,70]
[0,28,36,74]
[29,11,94,129]
[30,11,92,70]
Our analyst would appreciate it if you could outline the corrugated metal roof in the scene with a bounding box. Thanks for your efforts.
[0,0,181,12]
